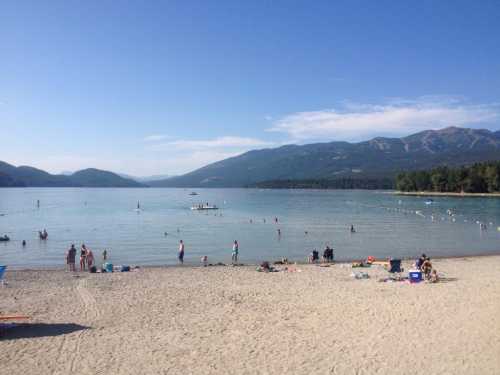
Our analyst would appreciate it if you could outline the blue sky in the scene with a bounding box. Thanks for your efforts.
[1,0,500,175]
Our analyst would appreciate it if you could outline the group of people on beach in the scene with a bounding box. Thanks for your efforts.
[308,245,334,263]
[176,239,240,265]
[416,253,438,282]
[66,244,107,272]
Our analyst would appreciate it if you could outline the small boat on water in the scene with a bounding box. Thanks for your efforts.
[424,199,434,205]
[0,235,10,242]
[191,205,218,210]
[189,192,199,196]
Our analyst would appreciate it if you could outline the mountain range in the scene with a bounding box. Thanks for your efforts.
[0,163,144,187]
[1,127,499,188]
[149,127,500,187]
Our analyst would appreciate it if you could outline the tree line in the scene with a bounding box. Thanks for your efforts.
[396,161,500,193]
[251,177,394,190]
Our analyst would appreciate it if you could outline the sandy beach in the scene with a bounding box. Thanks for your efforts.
[1,256,500,375]
[395,191,500,198]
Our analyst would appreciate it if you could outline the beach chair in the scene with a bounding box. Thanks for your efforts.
[0,265,6,286]
[388,259,403,278]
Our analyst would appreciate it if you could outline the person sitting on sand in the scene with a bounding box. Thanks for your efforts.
[429,269,439,283]
[258,261,274,272]
[421,257,433,279]
[66,244,76,272]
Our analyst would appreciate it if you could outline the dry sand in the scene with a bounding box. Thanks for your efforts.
[1,257,500,375]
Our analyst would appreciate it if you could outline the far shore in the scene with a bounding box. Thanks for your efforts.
[395,191,500,198]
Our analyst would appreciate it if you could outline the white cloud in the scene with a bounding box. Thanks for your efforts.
[143,134,170,142]
[269,97,500,141]
[152,136,275,151]
[13,137,275,176]
[139,136,277,174]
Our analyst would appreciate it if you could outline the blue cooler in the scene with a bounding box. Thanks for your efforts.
[105,263,113,273]
[409,270,422,282]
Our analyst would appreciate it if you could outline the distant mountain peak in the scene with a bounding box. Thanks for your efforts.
[150,127,500,188]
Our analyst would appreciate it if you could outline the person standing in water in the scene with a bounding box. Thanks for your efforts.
[37,200,40,208]
[232,240,239,264]
[350,224,356,233]
[178,240,185,264]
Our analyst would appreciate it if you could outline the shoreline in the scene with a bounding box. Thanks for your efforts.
[395,191,500,197]
[6,251,500,272]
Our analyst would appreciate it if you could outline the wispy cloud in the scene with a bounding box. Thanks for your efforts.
[268,97,500,141]
[143,134,170,142]
[152,136,275,151]
[142,136,277,173]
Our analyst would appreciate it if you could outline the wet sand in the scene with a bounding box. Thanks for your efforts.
[1,256,500,374]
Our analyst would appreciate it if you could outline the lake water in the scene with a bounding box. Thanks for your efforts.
[0,188,499,269]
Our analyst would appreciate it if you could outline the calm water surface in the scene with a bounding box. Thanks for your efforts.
[0,188,499,269]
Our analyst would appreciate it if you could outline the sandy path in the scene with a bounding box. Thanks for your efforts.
[1,257,500,374]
